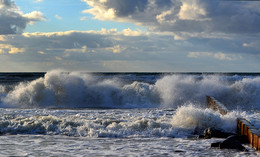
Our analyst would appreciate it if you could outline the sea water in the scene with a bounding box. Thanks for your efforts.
[0,70,259,156]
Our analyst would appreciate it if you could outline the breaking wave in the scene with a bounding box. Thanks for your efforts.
[0,70,260,109]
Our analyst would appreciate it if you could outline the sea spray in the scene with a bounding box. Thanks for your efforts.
[171,105,237,134]
[1,70,161,108]
[0,70,260,109]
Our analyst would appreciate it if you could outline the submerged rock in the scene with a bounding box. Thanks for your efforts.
[211,142,221,147]
[211,135,249,151]
[204,127,235,139]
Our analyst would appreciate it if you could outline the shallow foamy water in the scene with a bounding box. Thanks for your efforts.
[0,108,258,156]
[0,135,258,157]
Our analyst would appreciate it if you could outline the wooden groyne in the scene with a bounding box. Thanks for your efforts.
[207,96,260,151]
[237,118,260,150]
[206,96,228,115]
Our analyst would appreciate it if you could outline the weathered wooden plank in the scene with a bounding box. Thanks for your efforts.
[206,96,228,115]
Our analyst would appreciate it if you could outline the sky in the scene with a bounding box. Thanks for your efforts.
[0,0,260,72]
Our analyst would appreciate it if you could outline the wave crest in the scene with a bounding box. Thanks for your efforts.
[1,70,260,109]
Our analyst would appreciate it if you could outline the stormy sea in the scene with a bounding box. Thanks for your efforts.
[0,70,259,156]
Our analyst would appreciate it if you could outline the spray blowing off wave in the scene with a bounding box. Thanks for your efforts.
[0,70,260,109]
[171,105,239,134]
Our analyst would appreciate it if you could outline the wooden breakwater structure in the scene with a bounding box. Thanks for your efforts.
[207,96,260,151]
[206,96,228,115]
[237,118,260,150]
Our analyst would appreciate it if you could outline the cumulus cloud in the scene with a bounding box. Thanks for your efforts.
[178,0,209,21]
[0,28,259,71]
[0,44,25,54]
[0,0,45,35]
[24,11,45,24]
[82,0,260,34]
[0,29,130,58]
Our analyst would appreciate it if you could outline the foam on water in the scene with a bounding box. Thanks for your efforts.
[0,109,172,137]
[0,135,258,156]
[0,107,259,156]
[0,105,247,137]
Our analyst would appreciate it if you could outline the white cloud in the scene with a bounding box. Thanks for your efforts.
[0,0,45,34]
[82,6,116,21]
[105,45,123,53]
[0,44,25,54]
[213,52,242,61]
[243,43,250,47]
[65,46,87,53]
[178,0,208,21]
[38,51,45,54]
[121,28,142,36]
[24,11,46,24]
[188,52,242,61]
[80,16,88,21]
[55,14,62,20]
[34,0,44,3]
[156,10,176,24]
[188,52,211,58]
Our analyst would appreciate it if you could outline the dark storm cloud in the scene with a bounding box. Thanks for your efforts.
[20,31,114,49]
[83,0,260,34]
[105,0,149,16]
[0,0,45,35]
[0,0,15,7]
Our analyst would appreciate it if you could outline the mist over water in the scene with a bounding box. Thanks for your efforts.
[0,70,259,110]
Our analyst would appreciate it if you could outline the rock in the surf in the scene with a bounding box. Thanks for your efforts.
[211,135,248,151]
[204,127,235,139]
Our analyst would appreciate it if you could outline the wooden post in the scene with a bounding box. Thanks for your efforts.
[258,135,260,150]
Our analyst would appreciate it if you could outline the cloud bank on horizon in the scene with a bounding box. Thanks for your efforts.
[0,0,260,72]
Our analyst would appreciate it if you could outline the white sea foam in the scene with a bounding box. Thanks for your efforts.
[0,109,174,137]
[0,107,259,157]
[171,105,238,134]
[0,106,244,137]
